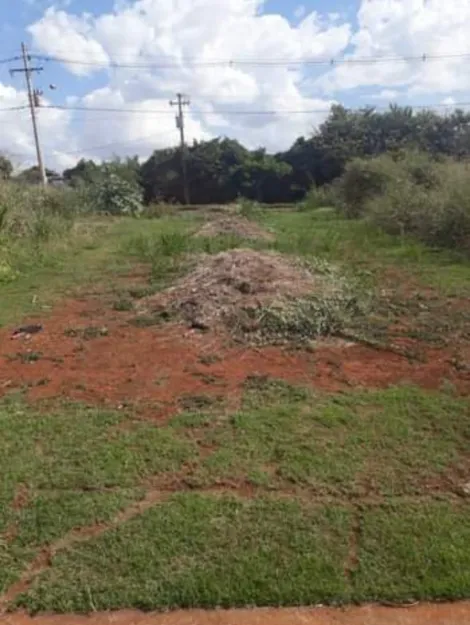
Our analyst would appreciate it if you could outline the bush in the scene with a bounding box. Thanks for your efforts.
[300,183,340,211]
[336,155,399,218]
[0,182,75,241]
[90,169,143,216]
[359,154,470,252]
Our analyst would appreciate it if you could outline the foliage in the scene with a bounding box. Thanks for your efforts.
[0,155,13,180]
[91,168,143,216]
[300,183,340,211]
[14,166,61,185]
[0,181,79,285]
[0,182,75,241]
[336,156,396,218]
[63,156,140,189]
[137,105,470,205]
[336,150,470,251]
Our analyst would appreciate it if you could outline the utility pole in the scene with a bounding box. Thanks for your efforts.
[10,43,47,186]
[170,93,190,204]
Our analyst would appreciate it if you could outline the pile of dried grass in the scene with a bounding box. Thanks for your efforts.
[195,216,274,241]
[141,249,362,343]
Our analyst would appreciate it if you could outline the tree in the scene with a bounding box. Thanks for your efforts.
[63,159,101,187]
[65,103,470,206]
[15,166,59,185]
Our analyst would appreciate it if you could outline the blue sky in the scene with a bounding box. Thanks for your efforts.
[1,0,358,106]
[0,0,467,170]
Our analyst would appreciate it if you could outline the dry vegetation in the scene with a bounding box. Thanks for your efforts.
[139,248,362,343]
[195,216,274,241]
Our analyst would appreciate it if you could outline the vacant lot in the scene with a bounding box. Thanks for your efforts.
[0,208,469,617]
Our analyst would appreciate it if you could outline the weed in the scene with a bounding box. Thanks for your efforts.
[15,352,43,364]
[178,394,224,412]
[113,297,134,312]
[127,285,158,299]
[198,354,222,366]
[64,326,109,340]
[128,311,171,327]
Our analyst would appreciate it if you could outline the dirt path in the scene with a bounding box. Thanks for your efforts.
[3,604,470,625]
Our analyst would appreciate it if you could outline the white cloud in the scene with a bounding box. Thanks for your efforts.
[294,5,306,20]
[368,89,400,101]
[441,96,456,106]
[0,82,72,171]
[316,0,470,96]
[29,8,110,77]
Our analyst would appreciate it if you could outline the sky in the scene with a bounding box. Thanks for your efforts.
[0,0,470,171]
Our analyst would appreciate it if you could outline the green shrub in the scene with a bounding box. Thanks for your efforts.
[336,155,398,218]
[0,182,75,241]
[91,169,143,216]
[237,197,262,219]
[362,155,470,252]
[300,184,339,211]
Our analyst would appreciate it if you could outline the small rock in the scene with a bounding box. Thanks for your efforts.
[11,324,43,339]
[190,319,210,332]
[462,482,470,497]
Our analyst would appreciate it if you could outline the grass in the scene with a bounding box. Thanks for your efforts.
[1,381,469,609]
[171,383,470,495]
[15,496,351,613]
[264,210,470,295]
[3,208,468,331]
[12,497,470,612]
[353,503,470,602]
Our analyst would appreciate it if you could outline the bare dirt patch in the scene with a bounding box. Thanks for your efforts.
[3,603,470,624]
[195,216,274,241]
[0,292,468,416]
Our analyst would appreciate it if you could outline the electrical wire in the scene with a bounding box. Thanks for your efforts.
[38,101,470,117]
[0,105,29,112]
[31,51,470,70]
[0,55,21,65]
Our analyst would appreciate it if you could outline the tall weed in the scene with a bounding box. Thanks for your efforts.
[337,151,470,252]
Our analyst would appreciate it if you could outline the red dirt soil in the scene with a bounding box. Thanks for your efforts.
[0,295,468,414]
[3,603,470,625]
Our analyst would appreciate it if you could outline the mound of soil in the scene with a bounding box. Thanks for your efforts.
[142,249,334,340]
[195,217,274,241]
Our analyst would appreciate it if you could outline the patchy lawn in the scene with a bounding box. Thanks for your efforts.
[0,208,469,614]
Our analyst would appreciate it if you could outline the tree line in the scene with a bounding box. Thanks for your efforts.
[3,104,470,204]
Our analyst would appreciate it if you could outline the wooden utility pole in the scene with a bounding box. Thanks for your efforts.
[170,93,190,204]
[10,43,47,186]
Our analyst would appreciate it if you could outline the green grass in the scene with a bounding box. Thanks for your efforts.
[0,380,468,610]
[0,397,196,497]
[12,496,470,613]
[3,209,469,332]
[353,503,470,602]
[263,210,470,295]
[1,382,468,609]
[15,496,351,613]
[170,383,470,495]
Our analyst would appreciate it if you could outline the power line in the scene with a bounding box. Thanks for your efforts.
[30,50,470,70]
[37,101,470,117]
[0,105,29,112]
[0,55,22,65]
